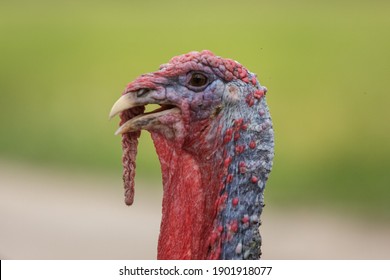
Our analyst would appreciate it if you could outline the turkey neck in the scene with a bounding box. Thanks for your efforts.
[151,132,224,260]
[151,98,274,259]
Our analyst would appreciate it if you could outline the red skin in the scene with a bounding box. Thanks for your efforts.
[151,127,225,259]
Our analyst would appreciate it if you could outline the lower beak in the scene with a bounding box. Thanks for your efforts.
[114,107,180,135]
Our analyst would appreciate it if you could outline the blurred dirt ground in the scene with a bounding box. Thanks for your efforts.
[1,160,389,260]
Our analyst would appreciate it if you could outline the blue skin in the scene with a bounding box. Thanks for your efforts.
[219,89,274,259]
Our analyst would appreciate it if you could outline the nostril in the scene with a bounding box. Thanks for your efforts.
[137,88,150,97]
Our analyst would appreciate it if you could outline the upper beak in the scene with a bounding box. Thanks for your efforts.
[109,92,146,119]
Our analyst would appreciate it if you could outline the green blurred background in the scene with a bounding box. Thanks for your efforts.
[1,0,389,222]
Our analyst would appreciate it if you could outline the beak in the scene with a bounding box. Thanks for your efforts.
[109,90,180,135]
[109,92,147,119]
[114,107,180,135]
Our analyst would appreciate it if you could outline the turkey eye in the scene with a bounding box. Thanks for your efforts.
[189,73,208,87]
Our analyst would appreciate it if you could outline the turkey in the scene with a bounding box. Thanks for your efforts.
[109,50,274,260]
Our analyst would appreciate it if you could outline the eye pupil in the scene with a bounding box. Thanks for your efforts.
[189,73,208,87]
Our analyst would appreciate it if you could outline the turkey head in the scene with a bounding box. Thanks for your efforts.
[109,50,274,260]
